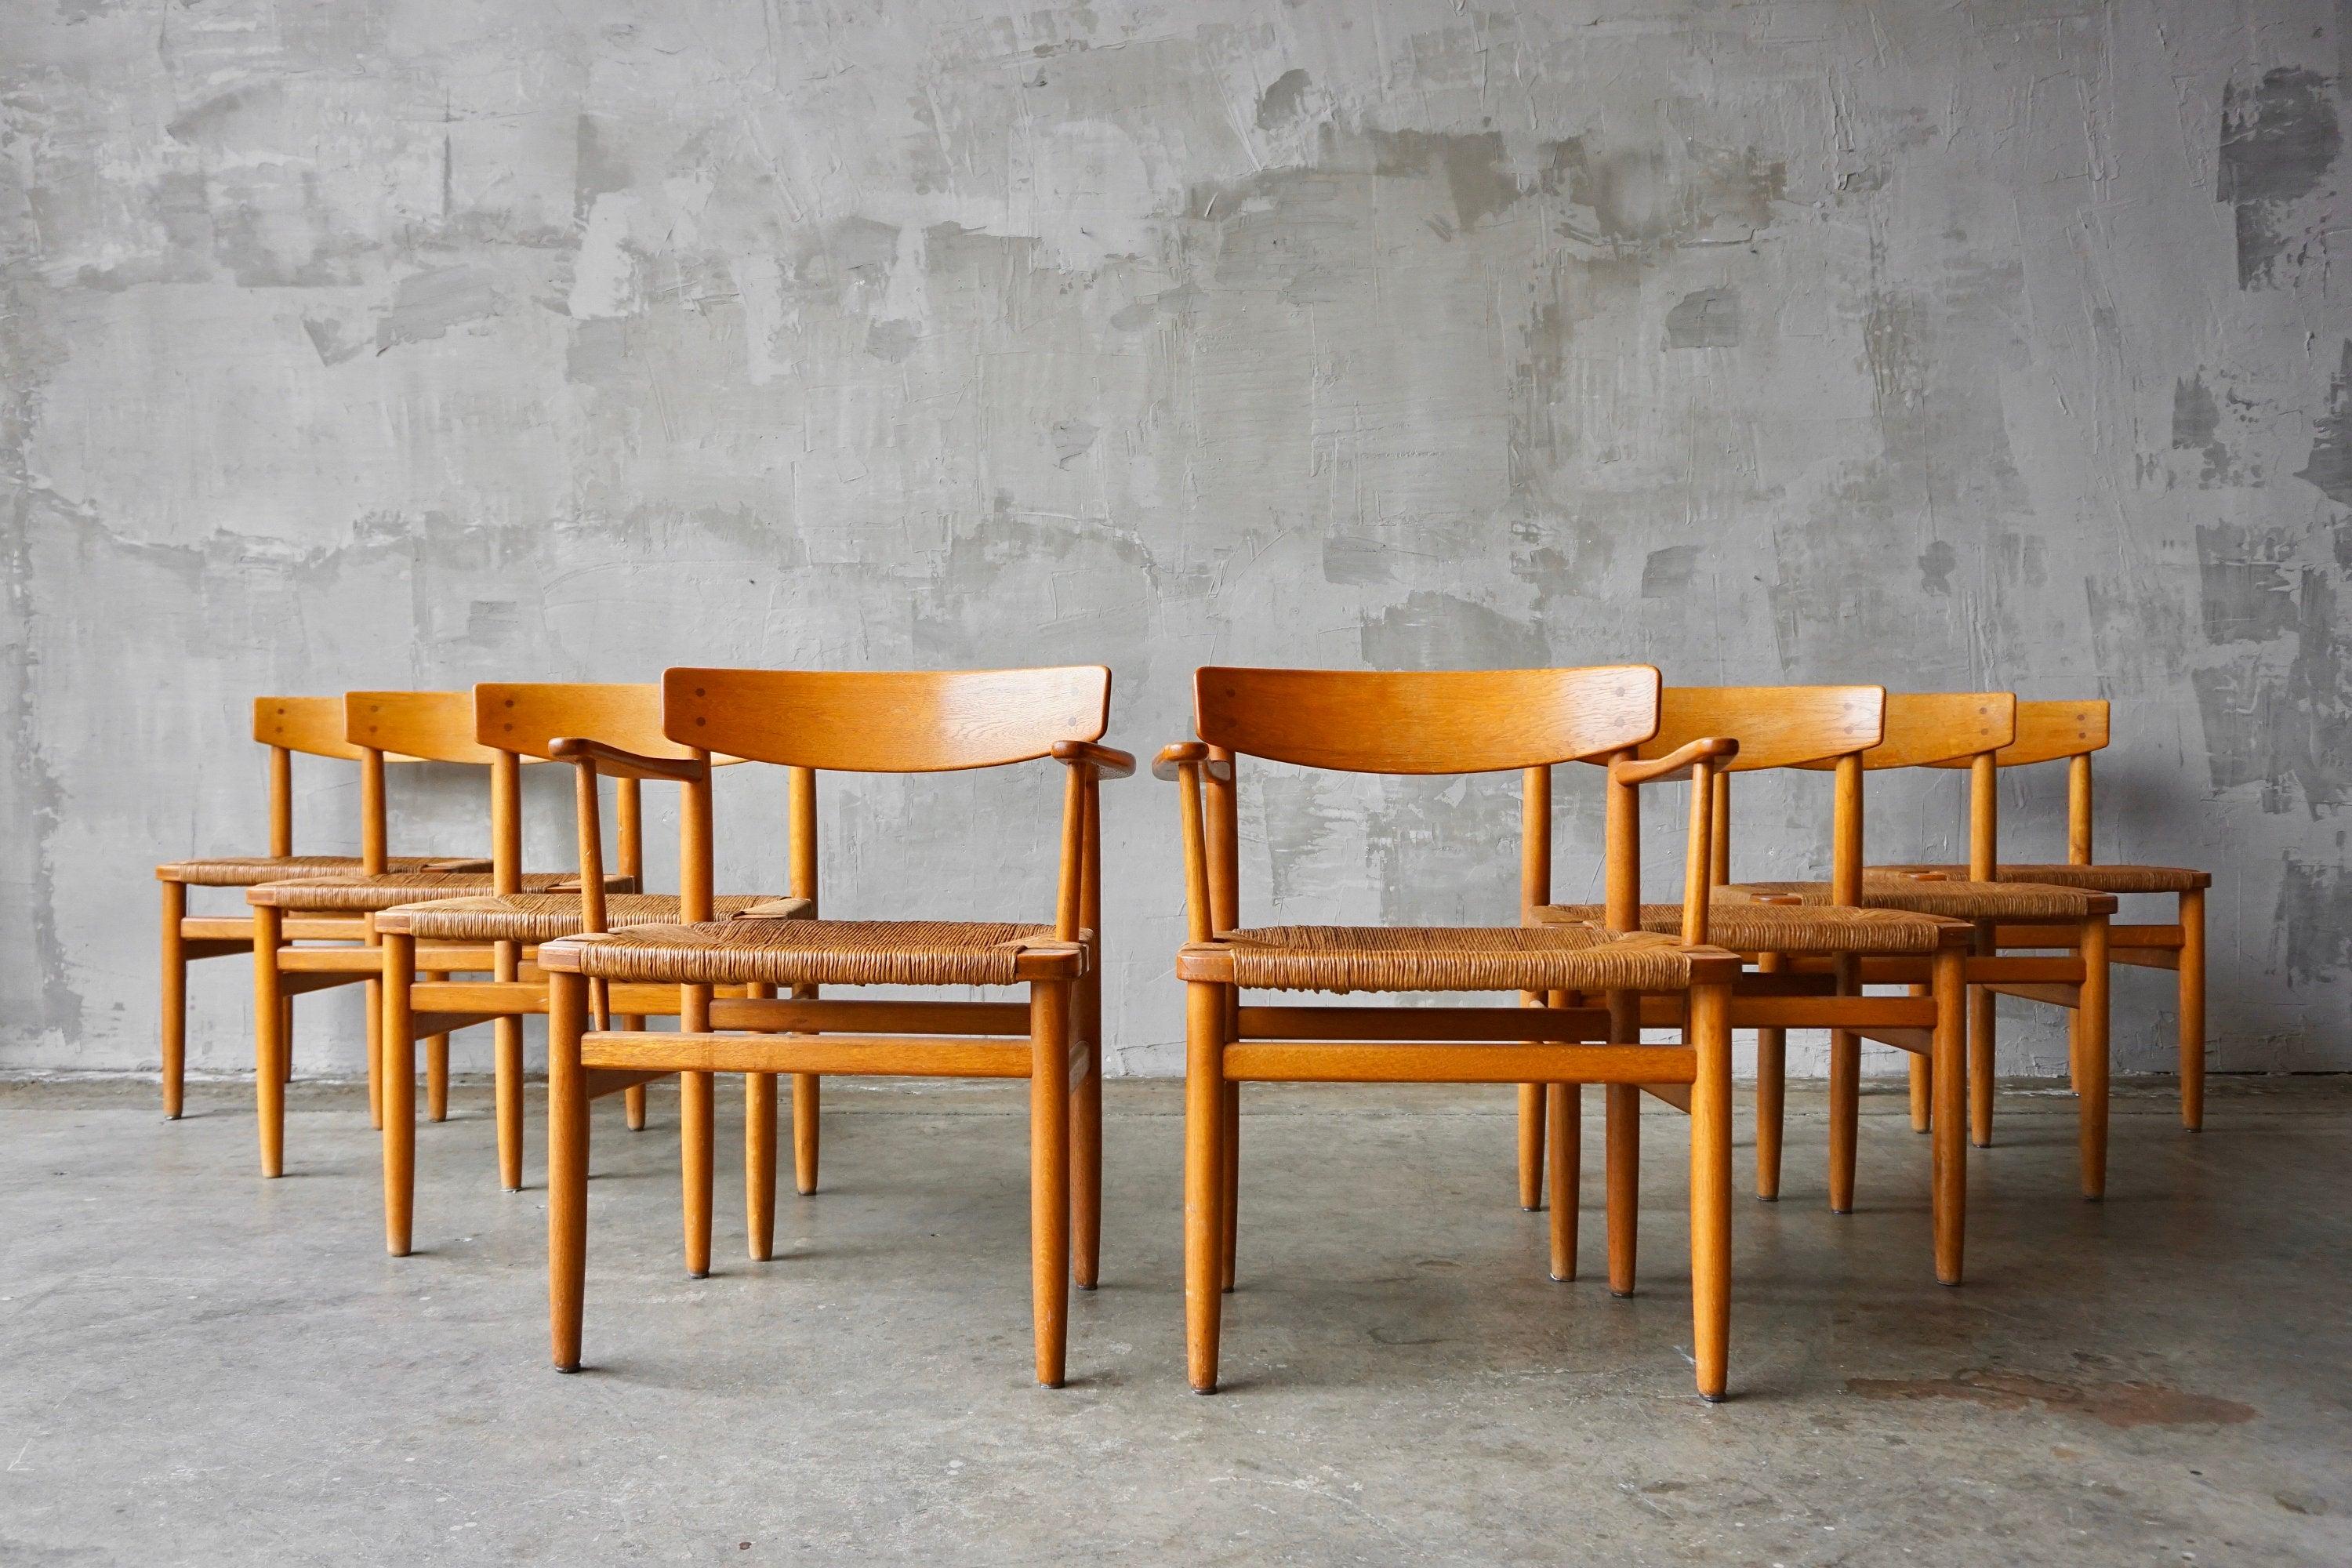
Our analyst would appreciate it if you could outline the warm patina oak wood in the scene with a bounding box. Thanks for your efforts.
[543,667,1131,1389]
[1523,684,1978,1287]
[1908,699,2209,1131]
[1167,665,1744,1402]
[374,683,784,1258]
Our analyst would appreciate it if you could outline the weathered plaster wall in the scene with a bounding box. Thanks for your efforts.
[3,1,2347,1080]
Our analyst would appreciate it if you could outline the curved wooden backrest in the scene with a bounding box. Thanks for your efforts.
[662,666,1111,772]
[1194,666,1660,774]
[1639,685,1883,771]
[253,696,367,761]
[345,691,506,766]
[1868,691,2016,769]
[474,683,696,761]
[1990,699,2109,767]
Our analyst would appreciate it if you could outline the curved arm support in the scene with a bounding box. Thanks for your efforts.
[1051,739,1138,779]
[548,737,709,784]
[1610,736,1740,787]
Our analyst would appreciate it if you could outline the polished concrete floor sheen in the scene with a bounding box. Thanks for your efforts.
[0,1076,2345,1566]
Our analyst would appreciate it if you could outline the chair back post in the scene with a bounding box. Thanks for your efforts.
[681,756,715,924]
[1708,771,1730,886]
[2067,753,2094,865]
[617,779,644,883]
[1519,765,1552,918]
[1600,751,1642,933]
[1174,758,1215,946]
[1679,756,1719,946]
[491,750,524,897]
[1205,746,1240,935]
[1055,762,1087,942]
[1830,753,1864,905]
[570,761,610,935]
[266,746,295,858]
[359,746,389,877]
[1969,752,1998,881]
[786,767,818,916]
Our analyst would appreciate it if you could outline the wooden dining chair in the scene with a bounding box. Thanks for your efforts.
[1518,685,1975,1283]
[373,684,804,1257]
[244,691,630,1178]
[1720,695,2120,1200]
[1878,699,2209,1130]
[156,696,486,1119]
[1160,666,1748,1402]
[538,667,1129,1388]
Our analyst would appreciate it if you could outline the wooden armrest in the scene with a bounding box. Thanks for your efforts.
[548,737,709,783]
[1152,742,1234,782]
[1051,739,1138,779]
[1609,736,1740,786]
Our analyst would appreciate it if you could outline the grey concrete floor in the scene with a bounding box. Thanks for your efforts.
[0,1073,2347,1566]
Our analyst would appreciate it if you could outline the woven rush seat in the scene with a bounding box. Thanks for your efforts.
[158,854,488,887]
[1199,924,1705,993]
[374,892,809,942]
[247,870,633,914]
[1538,898,1957,954]
[1878,862,2210,895]
[539,918,1086,988]
[1726,876,2115,920]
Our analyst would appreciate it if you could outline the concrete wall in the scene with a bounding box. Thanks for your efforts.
[4,0,2347,1080]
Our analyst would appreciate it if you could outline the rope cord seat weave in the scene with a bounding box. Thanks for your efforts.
[1204,924,1705,993]
[1539,899,1957,954]
[246,871,633,914]
[1876,862,2209,895]
[373,893,809,942]
[539,917,1085,988]
[1727,876,2115,920]
[158,855,488,887]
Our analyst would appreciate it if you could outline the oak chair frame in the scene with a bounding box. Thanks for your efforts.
[373,684,798,1258]
[245,692,612,1178]
[1895,700,2208,1131]
[1796,695,2118,1199]
[155,696,485,1120]
[1515,686,1976,1285]
[1161,666,1748,1402]
[539,666,1129,1389]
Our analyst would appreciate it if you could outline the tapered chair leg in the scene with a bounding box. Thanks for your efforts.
[1827,1029,1859,1214]
[1905,984,1930,1133]
[1219,1081,1240,1292]
[2078,916,2111,1200]
[1029,981,1074,1388]
[792,1073,820,1196]
[1546,1082,1580,1281]
[493,938,523,1191]
[1968,971,1997,1148]
[1754,957,1785,1201]
[364,971,384,1133]
[1184,982,1226,1394]
[160,882,187,1120]
[682,1070,714,1277]
[1929,948,1967,1285]
[1605,1083,1639,1296]
[381,935,417,1256]
[1689,984,1733,1403]
[493,1015,524,1192]
[252,905,285,1178]
[547,971,590,1373]
[2179,887,2205,1131]
[620,1017,647,1129]
[423,971,451,1123]
[746,1072,777,1261]
[1516,1081,1545,1210]
[279,996,294,1083]
[1072,1028,1102,1291]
